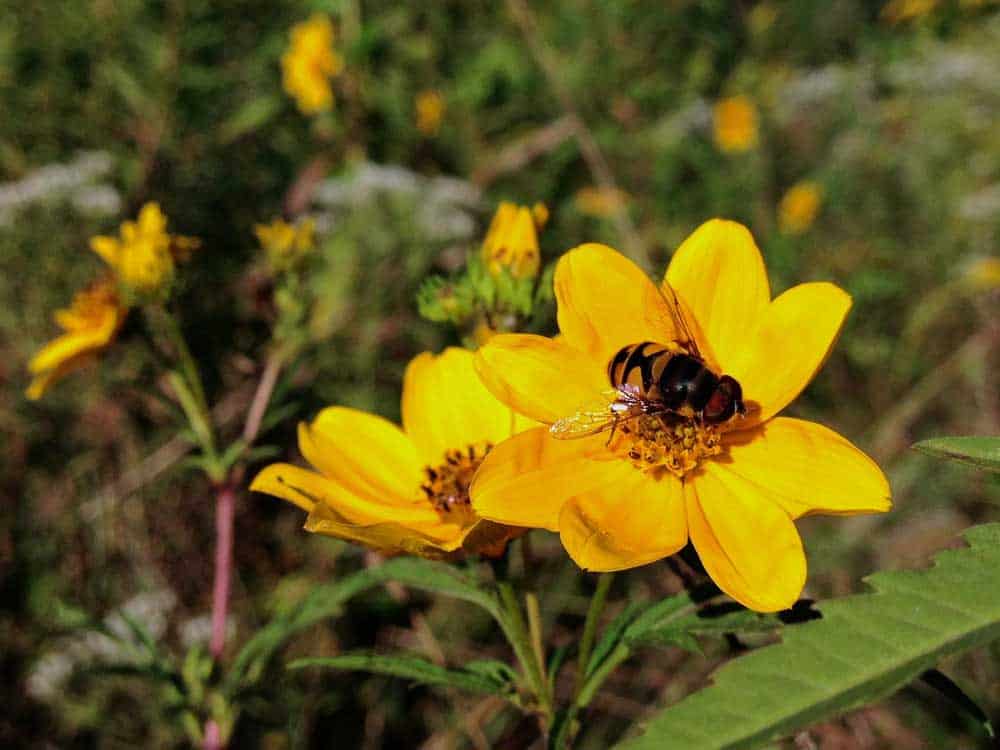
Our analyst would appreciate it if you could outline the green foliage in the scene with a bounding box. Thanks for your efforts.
[289,652,518,698]
[617,524,1000,750]
[914,436,1000,474]
[230,557,499,690]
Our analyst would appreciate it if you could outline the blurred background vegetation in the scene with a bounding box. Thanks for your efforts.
[3,0,1000,747]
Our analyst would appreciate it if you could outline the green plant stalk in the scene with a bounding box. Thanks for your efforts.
[497,581,552,720]
[155,306,211,418]
[553,643,630,750]
[575,573,614,697]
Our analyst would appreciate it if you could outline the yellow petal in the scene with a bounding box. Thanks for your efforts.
[89,236,121,267]
[250,463,439,526]
[25,355,89,400]
[300,407,423,503]
[555,243,681,362]
[687,464,806,612]
[664,219,770,373]
[137,202,167,235]
[475,334,607,424]
[730,282,851,425]
[722,417,891,519]
[27,324,115,375]
[470,426,613,531]
[304,502,466,557]
[402,348,517,465]
[559,463,687,571]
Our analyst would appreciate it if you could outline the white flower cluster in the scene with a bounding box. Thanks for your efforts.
[26,588,176,701]
[313,162,481,241]
[0,151,122,227]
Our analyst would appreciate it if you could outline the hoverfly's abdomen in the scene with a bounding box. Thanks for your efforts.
[608,341,722,415]
[608,342,672,399]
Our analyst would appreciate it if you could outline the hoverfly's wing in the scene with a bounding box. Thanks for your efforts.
[642,281,702,360]
[550,390,646,440]
[549,391,620,440]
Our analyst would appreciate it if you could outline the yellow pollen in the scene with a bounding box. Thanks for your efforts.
[420,442,493,524]
[608,415,721,478]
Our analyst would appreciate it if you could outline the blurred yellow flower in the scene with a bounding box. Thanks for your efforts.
[713,95,759,154]
[282,14,343,115]
[26,278,125,400]
[574,186,629,219]
[90,202,195,299]
[778,181,823,235]
[251,348,534,558]
[415,90,445,136]
[471,220,890,611]
[881,0,938,22]
[254,217,316,272]
[481,201,546,280]
[963,257,1000,290]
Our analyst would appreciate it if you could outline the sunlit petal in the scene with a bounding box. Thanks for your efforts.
[555,243,680,361]
[251,463,439,527]
[300,407,423,502]
[475,334,606,424]
[559,465,687,571]
[721,417,891,519]
[729,282,851,426]
[402,348,518,465]
[664,219,770,373]
[687,464,806,612]
[471,426,612,531]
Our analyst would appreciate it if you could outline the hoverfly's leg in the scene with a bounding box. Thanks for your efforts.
[606,413,619,447]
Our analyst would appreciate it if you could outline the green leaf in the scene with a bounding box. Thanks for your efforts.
[289,652,513,696]
[219,95,282,144]
[913,436,1000,474]
[228,557,499,690]
[616,523,1000,750]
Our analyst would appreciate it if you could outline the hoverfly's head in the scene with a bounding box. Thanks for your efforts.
[704,375,744,423]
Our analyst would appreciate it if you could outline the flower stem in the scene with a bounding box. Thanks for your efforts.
[497,581,552,722]
[210,483,236,660]
[575,572,614,698]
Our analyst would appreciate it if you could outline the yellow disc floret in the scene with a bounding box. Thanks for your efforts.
[609,415,722,478]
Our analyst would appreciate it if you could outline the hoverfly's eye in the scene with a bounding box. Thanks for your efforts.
[704,376,743,423]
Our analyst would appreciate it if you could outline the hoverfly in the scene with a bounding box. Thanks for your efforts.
[550,283,746,440]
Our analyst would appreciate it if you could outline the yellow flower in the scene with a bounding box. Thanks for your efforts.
[254,217,316,272]
[415,90,445,136]
[281,14,343,115]
[26,278,126,400]
[574,186,629,219]
[881,0,938,22]
[251,348,535,558]
[90,202,195,299]
[481,202,546,280]
[713,95,759,154]
[471,220,891,612]
[778,181,823,235]
[963,257,1000,290]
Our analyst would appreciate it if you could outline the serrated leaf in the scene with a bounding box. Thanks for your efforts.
[913,436,1000,474]
[616,523,1000,750]
[289,652,510,696]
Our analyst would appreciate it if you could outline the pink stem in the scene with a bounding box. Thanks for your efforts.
[203,483,235,749]
[204,720,222,750]
[210,483,236,660]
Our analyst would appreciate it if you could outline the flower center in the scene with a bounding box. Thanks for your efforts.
[607,414,721,478]
[420,442,493,525]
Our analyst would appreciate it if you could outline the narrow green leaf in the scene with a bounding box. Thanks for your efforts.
[219,96,282,143]
[913,436,1000,473]
[616,523,1000,750]
[228,557,498,690]
[289,652,511,696]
